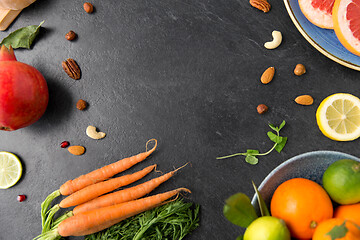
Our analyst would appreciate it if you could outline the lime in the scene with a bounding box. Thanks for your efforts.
[323,159,360,204]
[316,93,360,141]
[243,216,291,240]
[0,151,22,189]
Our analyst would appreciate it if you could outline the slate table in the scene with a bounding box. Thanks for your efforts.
[1,0,360,239]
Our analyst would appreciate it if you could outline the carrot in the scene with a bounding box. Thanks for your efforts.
[40,139,157,232]
[33,188,190,239]
[59,164,156,208]
[73,163,188,214]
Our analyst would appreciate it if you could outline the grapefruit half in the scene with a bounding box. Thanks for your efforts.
[333,0,360,56]
[299,0,335,29]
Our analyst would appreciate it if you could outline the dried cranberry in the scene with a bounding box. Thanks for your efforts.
[17,195,26,202]
[60,141,70,148]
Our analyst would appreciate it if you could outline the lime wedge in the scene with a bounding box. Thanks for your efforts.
[0,151,22,189]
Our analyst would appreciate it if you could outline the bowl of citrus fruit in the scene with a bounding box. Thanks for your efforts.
[249,150,360,240]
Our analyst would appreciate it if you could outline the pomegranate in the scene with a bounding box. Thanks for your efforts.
[0,45,49,131]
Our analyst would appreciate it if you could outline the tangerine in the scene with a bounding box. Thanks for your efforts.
[270,178,333,239]
[334,203,360,226]
[313,218,360,240]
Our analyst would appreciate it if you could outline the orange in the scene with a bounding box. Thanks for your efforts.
[333,0,360,56]
[313,218,360,240]
[334,203,360,226]
[270,178,333,239]
[298,0,335,29]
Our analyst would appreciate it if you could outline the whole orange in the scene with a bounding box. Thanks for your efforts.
[313,218,360,240]
[270,178,333,239]
[334,203,360,226]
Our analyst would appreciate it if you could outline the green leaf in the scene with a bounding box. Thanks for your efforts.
[278,120,286,131]
[246,149,259,155]
[326,222,348,240]
[223,193,258,228]
[1,21,44,49]
[245,155,258,165]
[267,132,283,144]
[268,124,278,132]
[251,181,270,217]
[275,137,287,153]
[236,235,244,240]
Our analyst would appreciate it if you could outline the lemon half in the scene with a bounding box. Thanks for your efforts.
[316,93,360,141]
[0,151,22,189]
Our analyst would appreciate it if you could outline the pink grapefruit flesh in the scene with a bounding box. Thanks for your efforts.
[333,0,360,56]
[299,0,335,29]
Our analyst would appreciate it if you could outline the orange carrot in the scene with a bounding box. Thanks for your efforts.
[59,164,156,209]
[73,163,188,214]
[58,188,190,237]
[60,139,157,195]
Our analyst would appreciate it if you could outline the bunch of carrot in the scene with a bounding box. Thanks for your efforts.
[34,139,191,239]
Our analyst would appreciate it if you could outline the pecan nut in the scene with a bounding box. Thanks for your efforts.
[62,58,81,80]
[250,0,271,13]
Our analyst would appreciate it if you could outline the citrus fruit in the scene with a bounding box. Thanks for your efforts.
[270,178,333,239]
[0,151,22,189]
[334,203,360,226]
[333,0,360,57]
[312,218,360,240]
[323,159,360,204]
[243,216,291,240]
[316,93,360,141]
[298,0,335,29]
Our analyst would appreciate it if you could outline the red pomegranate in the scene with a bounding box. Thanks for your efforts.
[0,45,49,131]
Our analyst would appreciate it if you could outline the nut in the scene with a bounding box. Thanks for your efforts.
[62,58,81,80]
[294,64,306,76]
[76,99,87,110]
[295,95,314,105]
[68,145,86,155]
[249,0,271,13]
[257,104,268,114]
[264,31,282,49]
[261,67,275,84]
[86,125,106,140]
[65,31,76,41]
[83,2,94,13]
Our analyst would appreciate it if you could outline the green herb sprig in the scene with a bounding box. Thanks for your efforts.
[217,120,287,164]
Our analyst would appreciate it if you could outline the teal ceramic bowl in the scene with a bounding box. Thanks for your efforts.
[284,0,360,71]
[251,151,360,214]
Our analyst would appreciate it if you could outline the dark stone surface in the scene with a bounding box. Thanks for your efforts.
[0,0,359,239]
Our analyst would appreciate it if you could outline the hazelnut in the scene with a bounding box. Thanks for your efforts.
[65,31,76,41]
[83,2,94,13]
[257,104,269,114]
[76,99,87,110]
[294,64,306,76]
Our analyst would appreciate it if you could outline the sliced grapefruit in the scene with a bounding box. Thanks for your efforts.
[299,0,335,29]
[333,0,360,56]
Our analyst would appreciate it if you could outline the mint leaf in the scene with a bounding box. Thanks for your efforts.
[278,120,286,131]
[275,137,287,153]
[246,149,259,155]
[223,193,258,228]
[245,155,258,165]
[326,222,348,240]
[267,132,283,144]
[268,124,278,132]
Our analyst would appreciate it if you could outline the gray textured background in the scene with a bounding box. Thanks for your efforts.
[0,0,360,239]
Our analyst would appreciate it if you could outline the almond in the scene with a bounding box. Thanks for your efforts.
[295,95,314,105]
[261,67,275,84]
[68,145,86,155]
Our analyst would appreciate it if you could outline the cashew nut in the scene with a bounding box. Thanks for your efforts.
[86,125,106,140]
[264,30,282,50]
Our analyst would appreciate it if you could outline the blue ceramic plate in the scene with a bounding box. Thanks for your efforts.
[251,151,360,214]
[284,0,360,71]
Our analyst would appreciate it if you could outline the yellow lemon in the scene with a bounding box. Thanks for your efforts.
[316,93,360,141]
[0,151,22,189]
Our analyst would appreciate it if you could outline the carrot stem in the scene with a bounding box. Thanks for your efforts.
[41,190,61,232]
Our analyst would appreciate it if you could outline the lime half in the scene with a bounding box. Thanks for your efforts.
[0,151,22,189]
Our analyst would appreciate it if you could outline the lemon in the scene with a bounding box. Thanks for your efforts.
[316,93,360,141]
[243,216,291,240]
[0,151,22,189]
